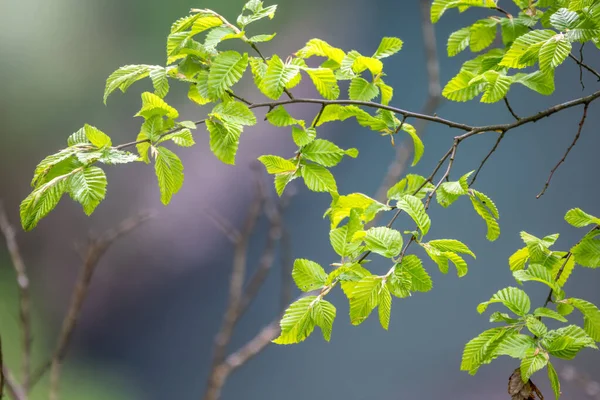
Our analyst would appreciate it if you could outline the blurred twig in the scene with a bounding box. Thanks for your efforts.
[203,172,293,400]
[0,202,32,393]
[375,0,442,202]
[26,211,154,400]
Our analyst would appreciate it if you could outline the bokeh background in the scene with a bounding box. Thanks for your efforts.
[1,0,599,399]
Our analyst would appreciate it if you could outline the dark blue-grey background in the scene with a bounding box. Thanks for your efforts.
[1,0,599,399]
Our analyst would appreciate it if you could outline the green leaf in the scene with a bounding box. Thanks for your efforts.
[526,316,548,337]
[31,148,78,188]
[237,2,277,27]
[431,0,496,23]
[427,239,475,258]
[448,27,471,56]
[565,208,600,228]
[311,299,337,341]
[204,27,244,49]
[516,70,555,95]
[104,64,152,104]
[542,325,597,359]
[520,348,549,382]
[387,174,434,201]
[378,286,392,330]
[206,119,243,165]
[550,8,579,30]
[373,37,403,59]
[490,311,520,324]
[21,170,75,230]
[547,361,561,400]
[461,327,511,375]
[397,254,432,292]
[400,123,424,166]
[265,106,303,127]
[292,127,316,147]
[377,81,394,105]
[296,38,345,65]
[274,171,300,196]
[211,101,257,126]
[273,296,317,344]
[301,164,337,193]
[207,51,248,98]
[396,195,430,235]
[480,72,515,104]
[500,30,555,68]
[329,210,363,258]
[569,298,600,341]
[302,139,346,167]
[154,146,184,205]
[469,19,498,52]
[249,57,267,88]
[304,67,340,100]
[364,227,403,258]
[68,166,107,215]
[539,34,571,72]
[326,192,389,228]
[470,189,500,241]
[352,56,383,75]
[572,230,600,267]
[534,307,568,322]
[436,171,471,207]
[149,67,169,98]
[349,77,379,102]
[247,33,277,43]
[513,264,561,294]
[259,55,299,99]
[509,247,530,272]
[501,17,530,46]
[135,92,179,119]
[478,287,531,316]
[258,155,297,174]
[159,129,195,147]
[496,334,536,359]
[443,70,486,102]
[292,259,327,292]
[83,124,111,148]
[347,275,383,325]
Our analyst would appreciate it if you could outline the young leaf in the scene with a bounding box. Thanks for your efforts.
[533,307,567,322]
[311,299,337,341]
[159,129,195,147]
[273,296,317,344]
[104,64,152,104]
[68,166,107,215]
[84,124,112,148]
[525,316,548,337]
[396,195,430,235]
[21,171,74,231]
[292,127,316,147]
[266,106,303,127]
[568,298,600,341]
[509,247,530,271]
[470,189,500,241]
[259,55,299,99]
[564,208,600,228]
[296,38,345,64]
[373,37,403,59]
[154,146,184,205]
[206,120,243,165]
[326,193,389,228]
[301,164,337,193]
[447,27,471,57]
[348,275,383,325]
[427,239,475,258]
[572,230,600,268]
[304,67,340,100]
[539,34,571,73]
[149,67,169,98]
[513,264,561,294]
[516,70,555,95]
[542,325,597,359]
[436,171,471,208]
[547,361,561,400]
[292,259,327,292]
[349,77,379,101]
[387,174,434,201]
[135,92,179,119]
[477,287,531,316]
[378,286,392,330]
[207,51,248,98]
[352,56,383,76]
[397,254,432,292]
[469,19,498,52]
[500,30,555,68]
[211,101,257,126]
[520,348,548,382]
[258,155,297,174]
[302,139,347,167]
[364,227,403,258]
[401,123,424,166]
[496,334,536,359]
[442,70,486,102]
[461,327,510,375]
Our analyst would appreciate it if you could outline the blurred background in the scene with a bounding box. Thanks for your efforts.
[1,0,599,399]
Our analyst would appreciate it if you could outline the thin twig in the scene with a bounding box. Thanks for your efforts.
[0,202,32,393]
[579,43,586,90]
[470,130,507,186]
[537,103,589,198]
[34,211,154,399]
[1,367,26,400]
[503,97,520,120]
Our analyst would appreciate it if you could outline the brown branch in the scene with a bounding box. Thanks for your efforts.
[537,103,589,198]
[579,43,586,90]
[375,0,442,202]
[1,367,26,400]
[0,202,32,393]
[503,97,520,120]
[24,211,153,399]
[470,130,507,187]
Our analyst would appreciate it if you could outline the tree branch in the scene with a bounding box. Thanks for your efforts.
[0,202,32,393]
[537,102,589,198]
[25,211,153,398]
[470,130,507,187]
[503,97,520,120]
